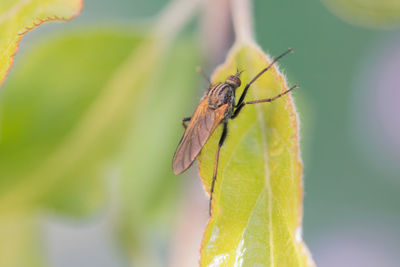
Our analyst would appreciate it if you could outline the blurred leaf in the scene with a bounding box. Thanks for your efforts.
[114,37,200,264]
[0,214,42,267]
[323,0,400,28]
[198,43,314,266]
[0,30,145,216]
[0,22,200,264]
[0,0,82,87]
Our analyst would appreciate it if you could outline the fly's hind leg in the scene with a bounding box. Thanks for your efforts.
[209,121,228,216]
[182,117,191,129]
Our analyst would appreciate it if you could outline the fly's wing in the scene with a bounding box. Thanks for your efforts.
[172,99,229,174]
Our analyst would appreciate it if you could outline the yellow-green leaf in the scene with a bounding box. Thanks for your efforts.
[198,43,315,267]
[0,214,42,267]
[0,0,82,86]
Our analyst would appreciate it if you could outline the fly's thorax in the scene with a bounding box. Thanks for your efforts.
[207,83,235,109]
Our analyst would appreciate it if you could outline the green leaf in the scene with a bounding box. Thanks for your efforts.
[0,29,146,216]
[0,0,82,87]
[96,35,199,266]
[323,0,400,28]
[198,43,314,266]
[0,25,200,265]
[115,35,199,236]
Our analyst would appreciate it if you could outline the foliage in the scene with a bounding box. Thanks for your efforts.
[0,28,199,266]
[0,0,316,266]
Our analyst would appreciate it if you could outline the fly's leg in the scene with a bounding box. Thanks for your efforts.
[182,117,191,129]
[235,48,293,110]
[232,85,298,119]
[209,121,228,216]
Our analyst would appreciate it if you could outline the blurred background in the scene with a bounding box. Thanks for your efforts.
[1,0,400,266]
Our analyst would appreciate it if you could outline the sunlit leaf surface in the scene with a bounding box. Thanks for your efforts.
[198,43,315,267]
[0,0,82,86]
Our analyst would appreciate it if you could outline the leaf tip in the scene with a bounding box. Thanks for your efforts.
[0,0,84,88]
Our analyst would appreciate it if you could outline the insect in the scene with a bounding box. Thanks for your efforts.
[172,49,297,214]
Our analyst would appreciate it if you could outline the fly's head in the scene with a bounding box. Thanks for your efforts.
[226,70,242,89]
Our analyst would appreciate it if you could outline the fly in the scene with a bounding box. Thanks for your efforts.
[172,48,297,215]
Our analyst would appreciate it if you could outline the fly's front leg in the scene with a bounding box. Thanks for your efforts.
[234,48,294,117]
[182,117,191,129]
[235,49,293,110]
[231,102,245,119]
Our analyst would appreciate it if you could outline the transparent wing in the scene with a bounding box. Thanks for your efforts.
[172,100,229,174]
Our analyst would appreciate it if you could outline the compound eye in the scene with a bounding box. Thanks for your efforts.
[227,75,241,87]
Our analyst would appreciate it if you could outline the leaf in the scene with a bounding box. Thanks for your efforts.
[0,0,82,87]
[113,38,200,265]
[0,25,200,265]
[0,29,146,216]
[323,0,400,28]
[198,43,315,266]
[0,213,42,267]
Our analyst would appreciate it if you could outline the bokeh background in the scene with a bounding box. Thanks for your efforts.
[1,0,400,266]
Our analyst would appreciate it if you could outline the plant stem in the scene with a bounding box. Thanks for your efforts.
[231,0,255,44]
[153,0,202,41]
